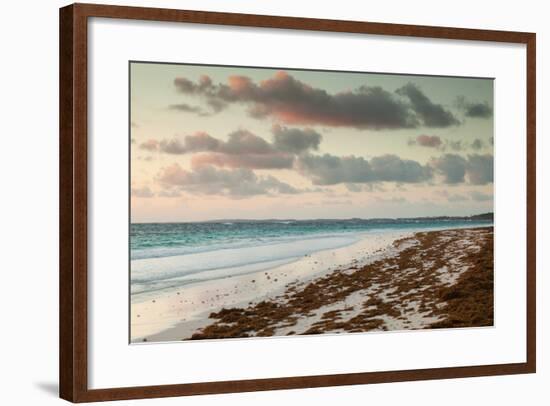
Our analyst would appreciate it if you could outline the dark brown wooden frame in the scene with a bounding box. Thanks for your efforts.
[59,2,536,402]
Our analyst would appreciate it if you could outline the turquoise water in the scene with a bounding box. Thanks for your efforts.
[130,217,492,299]
[131,218,492,260]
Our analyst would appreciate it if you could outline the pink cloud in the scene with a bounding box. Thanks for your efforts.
[416,135,442,148]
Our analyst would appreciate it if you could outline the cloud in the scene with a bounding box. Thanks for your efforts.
[168,103,209,116]
[344,183,386,193]
[467,154,493,185]
[217,129,274,154]
[471,138,484,150]
[447,140,464,151]
[139,139,159,151]
[436,190,469,202]
[456,96,493,118]
[158,189,182,198]
[297,153,433,185]
[373,196,408,204]
[172,72,461,129]
[430,154,467,184]
[137,156,153,162]
[413,134,443,148]
[470,190,493,201]
[465,103,493,118]
[160,130,274,155]
[396,83,460,127]
[447,194,469,202]
[321,199,353,205]
[430,153,493,185]
[191,152,293,169]
[271,125,322,153]
[345,183,364,192]
[174,75,215,93]
[157,164,301,197]
[160,132,221,154]
[131,186,154,198]
[162,130,293,169]
[158,128,323,169]
[440,138,487,152]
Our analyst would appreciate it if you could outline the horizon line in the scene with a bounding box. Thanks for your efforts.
[130,212,493,225]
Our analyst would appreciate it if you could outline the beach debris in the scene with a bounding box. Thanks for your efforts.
[188,227,493,340]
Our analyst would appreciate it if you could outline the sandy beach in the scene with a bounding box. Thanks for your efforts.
[131,226,493,342]
[131,230,409,342]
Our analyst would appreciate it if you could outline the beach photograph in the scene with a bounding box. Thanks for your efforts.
[130,62,494,343]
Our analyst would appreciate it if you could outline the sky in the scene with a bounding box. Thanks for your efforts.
[130,62,494,223]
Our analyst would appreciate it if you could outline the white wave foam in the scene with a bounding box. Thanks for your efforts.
[131,234,360,294]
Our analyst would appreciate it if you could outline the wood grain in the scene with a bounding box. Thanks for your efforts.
[59,3,536,402]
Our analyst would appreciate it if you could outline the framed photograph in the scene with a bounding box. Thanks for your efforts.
[59,3,536,402]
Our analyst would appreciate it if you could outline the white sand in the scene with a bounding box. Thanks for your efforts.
[131,230,411,343]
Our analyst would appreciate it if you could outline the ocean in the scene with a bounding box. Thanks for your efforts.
[130,218,492,302]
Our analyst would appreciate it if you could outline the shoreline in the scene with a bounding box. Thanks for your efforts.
[131,225,493,343]
[131,229,411,342]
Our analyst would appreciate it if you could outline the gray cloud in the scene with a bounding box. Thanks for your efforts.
[160,130,274,155]
[373,196,408,204]
[158,128,323,169]
[191,152,293,170]
[466,103,493,118]
[174,75,214,93]
[219,130,274,154]
[271,125,322,153]
[173,72,462,130]
[139,139,159,151]
[131,186,154,198]
[297,153,433,185]
[431,154,467,184]
[456,96,493,119]
[431,153,493,185]
[158,189,182,198]
[345,183,364,192]
[471,138,484,150]
[160,132,221,154]
[448,140,464,151]
[321,199,353,205]
[168,103,209,116]
[470,190,493,201]
[440,138,487,152]
[436,190,469,202]
[396,83,460,127]
[137,156,153,162]
[467,154,493,185]
[447,194,469,202]
[157,164,300,197]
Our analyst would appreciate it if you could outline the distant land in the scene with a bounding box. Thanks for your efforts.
[397,212,493,222]
[199,212,495,224]
[133,212,494,225]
